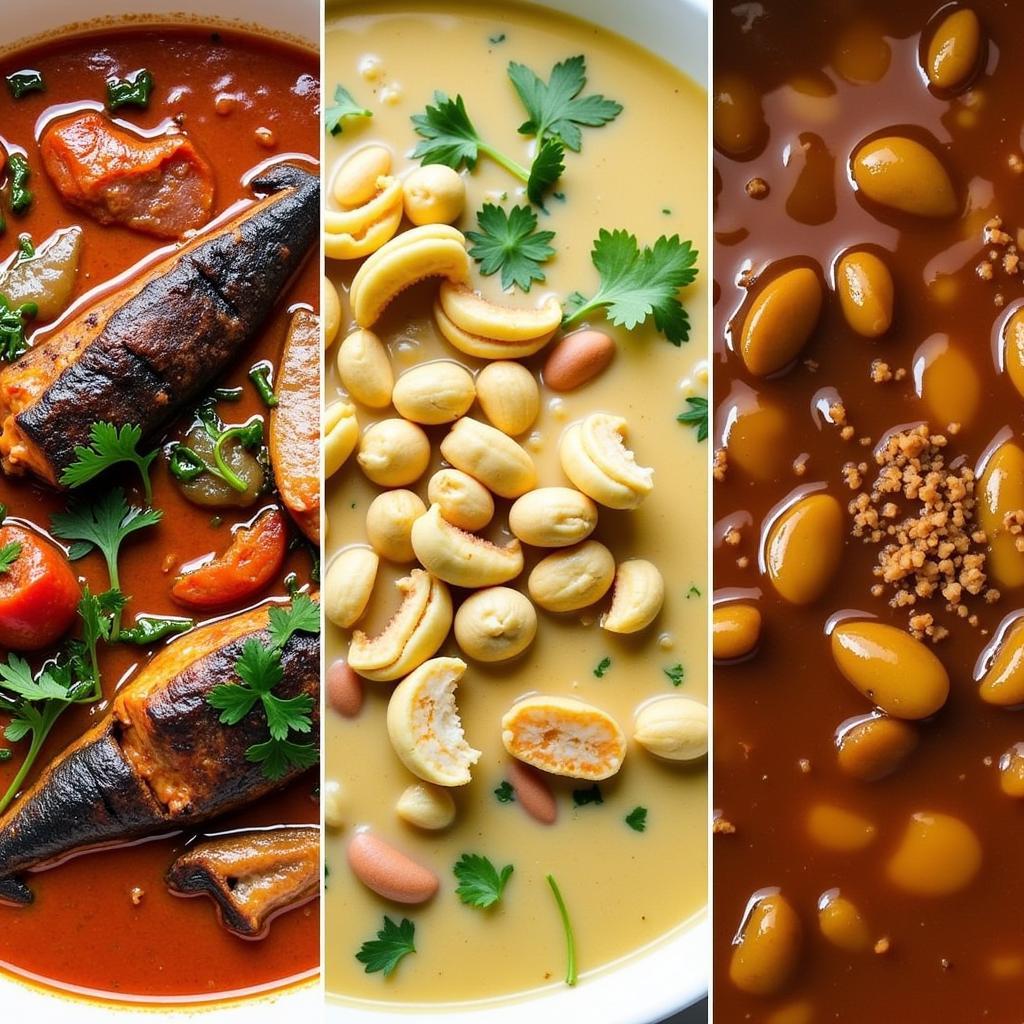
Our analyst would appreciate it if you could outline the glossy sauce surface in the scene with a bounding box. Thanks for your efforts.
[324,0,708,1006]
[714,2,1024,1019]
[0,27,319,1001]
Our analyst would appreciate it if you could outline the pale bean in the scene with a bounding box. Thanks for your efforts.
[440,417,537,498]
[978,441,1024,590]
[396,782,456,830]
[806,803,876,852]
[402,164,466,225]
[836,249,894,337]
[852,135,957,218]
[327,658,363,718]
[886,811,982,896]
[713,603,762,660]
[426,468,494,531]
[365,489,426,563]
[633,695,708,762]
[325,546,379,629]
[357,418,431,487]
[831,621,949,719]
[979,619,1024,707]
[333,144,392,208]
[528,540,615,612]
[543,329,615,391]
[507,758,557,825]
[392,360,476,424]
[740,266,823,376]
[454,587,537,662]
[729,889,803,996]
[347,831,439,904]
[817,891,871,953]
[338,328,394,408]
[323,778,346,830]
[999,743,1024,798]
[926,8,982,92]
[765,492,843,605]
[324,401,359,478]
[835,713,918,781]
[476,361,539,436]
[508,486,598,548]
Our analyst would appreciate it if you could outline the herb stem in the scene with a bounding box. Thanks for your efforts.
[478,141,531,184]
[212,427,250,493]
[0,707,61,816]
[546,874,578,987]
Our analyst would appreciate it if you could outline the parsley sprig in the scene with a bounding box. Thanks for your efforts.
[466,204,555,292]
[411,92,564,205]
[563,230,700,345]
[0,295,36,361]
[0,541,21,575]
[207,593,320,780]
[453,853,514,909]
[60,422,159,500]
[625,806,648,832]
[326,85,372,135]
[677,396,708,442]
[508,55,622,152]
[356,916,416,977]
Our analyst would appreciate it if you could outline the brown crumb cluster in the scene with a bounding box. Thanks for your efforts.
[713,447,728,482]
[976,215,1023,305]
[745,176,769,199]
[849,425,999,641]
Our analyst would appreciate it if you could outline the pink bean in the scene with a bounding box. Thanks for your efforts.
[508,758,558,825]
[327,658,363,718]
[347,831,439,904]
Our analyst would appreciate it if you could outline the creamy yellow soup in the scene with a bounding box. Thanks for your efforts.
[324,0,708,1006]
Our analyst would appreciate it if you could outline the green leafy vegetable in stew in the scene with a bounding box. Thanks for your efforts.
[326,84,372,135]
[5,70,45,99]
[106,69,154,110]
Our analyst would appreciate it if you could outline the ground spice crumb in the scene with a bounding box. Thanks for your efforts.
[797,758,811,774]
[713,447,728,482]
[725,527,742,546]
[793,454,809,476]
[829,401,848,426]
[841,425,855,441]
[875,937,891,956]
[130,887,145,906]
[713,816,736,835]
[894,367,907,381]
[736,556,750,569]
[871,359,893,383]
[745,176,769,198]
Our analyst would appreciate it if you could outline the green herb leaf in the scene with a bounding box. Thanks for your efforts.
[677,396,708,442]
[493,780,515,803]
[0,541,21,575]
[356,916,416,977]
[572,783,603,807]
[268,592,321,649]
[5,70,45,99]
[453,853,514,909]
[0,294,36,361]
[507,55,622,152]
[625,806,648,832]
[546,874,578,986]
[593,656,612,679]
[107,69,154,110]
[489,32,506,45]
[326,85,372,135]
[246,735,319,780]
[118,613,192,645]
[563,230,699,345]
[7,154,33,215]
[664,663,685,687]
[526,138,565,205]
[60,422,159,500]
[686,584,702,599]
[249,363,279,407]
[465,204,555,292]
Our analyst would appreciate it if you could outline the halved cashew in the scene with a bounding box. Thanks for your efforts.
[559,413,654,510]
[325,546,379,629]
[454,586,537,662]
[528,540,615,612]
[324,401,359,477]
[633,696,708,762]
[501,694,626,781]
[434,282,561,359]
[333,144,392,208]
[350,224,470,327]
[439,417,536,498]
[324,178,403,261]
[411,503,524,588]
[348,568,453,681]
[387,657,481,787]
[601,559,665,634]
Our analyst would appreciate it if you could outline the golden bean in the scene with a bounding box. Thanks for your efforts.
[836,250,894,337]
[806,803,876,852]
[729,889,802,996]
[886,811,982,896]
[1003,307,1024,401]
[740,266,823,376]
[817,890,871,953]
[365,489,426,563]
[713,603,762,660]
[833,21,891,83]
[476,361,540,436]
[713,74,767,158]
[392,361,476,424]
[831,621,950,719]
[357,418,431,487]
[724,386,790,481]
[999,743,1024,798]
[765,493,844,605]
[916,335,980,429]
[338,328,394,408]
[979,618,1024,706]
[978,441,1024,589]
[926,9,982,92]
[835,713,918,781]
[852,135,957,218]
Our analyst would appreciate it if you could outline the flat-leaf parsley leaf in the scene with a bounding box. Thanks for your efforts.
[664,663,685,687]
[356,916,416,977]
[60,422,159,500]
[625,806,648,832]
[677,396,708,442]
[466,204,555,291]
[453,853,514,909]
[326,85,372,135]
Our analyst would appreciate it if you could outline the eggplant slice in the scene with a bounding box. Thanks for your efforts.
[0,162,319,487]
[166,826,319,937]
[0,603,318,902]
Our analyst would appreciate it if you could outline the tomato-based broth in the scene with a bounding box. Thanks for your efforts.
[714,1,1024,1019]
[0,27,319,1001]
[324,1,707,1007]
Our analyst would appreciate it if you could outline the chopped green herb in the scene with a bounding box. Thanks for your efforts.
[546,875,578,986]
[493,779,515,803]
[572,783,603,807]
[662,207,672,215]
[249,362,279,407]
[356,916,416,977]
[563,230,699,345]
[119,614,194,645]
[0,541,20,575]
[664,663,685,687]
[625,806,648,832]
[106,69,154,110]
[212,386,244,402]
[453,853,514,909]
[207,593,320,780]
[5,70,44,99]
[0,749,10,762]
[60,422,160,500]
[326,84,372,135]
[466,203,555,292]
[507,55,622,152]
[593,656,612,678]
[16,234,34,259]
[411,91,564,205]
[686,584,702,599]
[210,515,223,528]
[677,395,708,442]
[489,32,506,44]
[8,154,33,215]
[0,295,35,360]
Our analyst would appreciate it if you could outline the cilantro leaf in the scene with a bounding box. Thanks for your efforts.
[453,853,514,909]
[60,422,159,500]
[0,541,21,575]
[625,806,648,832]
[246,736,319,779]
[207,680,261,725]
[563,230,700,345]
[326,84,371,135]
[526,138,565,206]
[267,592,321,650]
[0,656,66,702]
[235,638,284,694]
[664,663,685,687]
[572,783,603,807]
[356,916,416,977]
[263,692,315,741]
[593,656,612,678]
[465,204,555,291]
[493,780,515,803]
[677,396,708,442]
[508,55,622,152]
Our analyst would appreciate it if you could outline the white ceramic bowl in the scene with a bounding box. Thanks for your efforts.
[0,1,320,1020]
[327,1,709,1021]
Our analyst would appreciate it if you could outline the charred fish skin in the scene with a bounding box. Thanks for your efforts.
[0,876,33,906]
[0,605,319,890]
[11,163,318,483]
